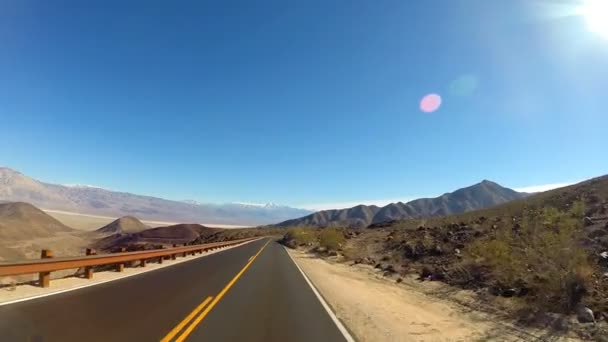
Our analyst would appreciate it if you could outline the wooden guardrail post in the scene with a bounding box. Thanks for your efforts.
[140,258,147,267]
[84,248,96,279]
[39,249,53,288]
[116,247,126,272]
[171,245,177,260]
[182,243,187,258]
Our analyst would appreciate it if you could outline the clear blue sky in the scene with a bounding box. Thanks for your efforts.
[1,0,606,209]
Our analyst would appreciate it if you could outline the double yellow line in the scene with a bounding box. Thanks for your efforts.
[161,239,271,342]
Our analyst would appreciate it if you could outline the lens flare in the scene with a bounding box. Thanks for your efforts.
[420,94,442,113]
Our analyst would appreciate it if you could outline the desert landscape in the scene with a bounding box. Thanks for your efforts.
[2,168,608,340]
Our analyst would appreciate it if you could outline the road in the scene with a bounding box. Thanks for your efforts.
[0,238,350,342]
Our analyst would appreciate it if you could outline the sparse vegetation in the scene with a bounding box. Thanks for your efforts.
[318,228,345,251]
[281,226,318,247]
[466,202,593,313]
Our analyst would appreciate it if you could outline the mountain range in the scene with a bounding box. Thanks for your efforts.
[276,180,528,228]
[0,167,312,226]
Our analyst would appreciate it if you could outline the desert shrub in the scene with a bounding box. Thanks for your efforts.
[283,227,317,247]
[467,202,593,313]
[319,228,345,251]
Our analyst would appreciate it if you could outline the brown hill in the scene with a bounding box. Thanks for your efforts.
[96,216,148,234]
[94,223,222,251]
[0,202,73,240]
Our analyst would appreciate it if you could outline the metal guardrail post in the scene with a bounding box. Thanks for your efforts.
[39,249,53,288]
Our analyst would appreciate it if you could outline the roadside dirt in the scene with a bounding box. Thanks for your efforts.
[287,248,582,342]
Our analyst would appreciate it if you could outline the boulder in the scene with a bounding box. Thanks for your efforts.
[584,217,594,227]
[576,305,595,324]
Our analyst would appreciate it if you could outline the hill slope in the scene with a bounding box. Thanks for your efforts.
[96,216,148,234]
[0,167,311,226]
[94,223,222,251]
[277,180,527,228]
[0,202,73,240]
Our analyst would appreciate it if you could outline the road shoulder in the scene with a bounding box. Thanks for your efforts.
[286,248,576,342]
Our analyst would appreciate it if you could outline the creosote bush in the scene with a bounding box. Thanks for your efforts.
[467,202,593,312]
[319,228,345,251]
[284,227,317,246]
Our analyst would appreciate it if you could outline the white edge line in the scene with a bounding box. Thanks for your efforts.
[0,238,263,307]
[283,246,356,342]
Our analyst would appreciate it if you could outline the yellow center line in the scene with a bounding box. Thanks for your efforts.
[160,296,213,342]
[173,239,271,342]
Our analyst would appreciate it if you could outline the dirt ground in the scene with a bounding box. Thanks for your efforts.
[287,248,583,342]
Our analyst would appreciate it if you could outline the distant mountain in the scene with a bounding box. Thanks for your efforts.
[276,180,527,228]
[0,202,72,240]
[96,216,148,234]
[0,167,312,226]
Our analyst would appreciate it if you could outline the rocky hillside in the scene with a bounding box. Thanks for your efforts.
[0,202,73,240]
[0,167,312,225]
[96,216,148,234]
[282,174,608,333]
[277,180,527,228]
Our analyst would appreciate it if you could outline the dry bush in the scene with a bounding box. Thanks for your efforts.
[283,227,317,247]
[467,202,593,313]
[319,228,345,251]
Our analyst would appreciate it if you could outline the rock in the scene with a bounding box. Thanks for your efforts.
[420,267,433,280]
[454,248,461,256]
[501,288,517,298]
[576,305,595,324]
[374,263,383,269]
[383,264,396,273]
[328,250,338,257]
[430,244,443,256]
[315,246,327,254]
[584,217,594,227]
[601,251,608,259]
[396,278,403,283]
[589,229,607,239]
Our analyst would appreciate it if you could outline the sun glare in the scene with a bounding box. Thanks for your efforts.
[579,0,608,38]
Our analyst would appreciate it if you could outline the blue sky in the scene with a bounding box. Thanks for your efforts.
[0,0,606,210]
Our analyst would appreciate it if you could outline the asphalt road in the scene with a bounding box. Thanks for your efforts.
[0,238,349,342]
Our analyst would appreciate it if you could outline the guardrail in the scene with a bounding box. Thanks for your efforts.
[0,238,257,288]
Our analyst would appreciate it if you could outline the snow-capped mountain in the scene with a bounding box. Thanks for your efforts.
[0,167,313,226]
